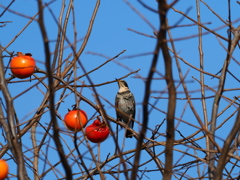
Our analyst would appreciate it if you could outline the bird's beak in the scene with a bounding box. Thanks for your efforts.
[116,78,120,83]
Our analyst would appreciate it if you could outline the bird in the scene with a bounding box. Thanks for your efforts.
[115,79,135,138]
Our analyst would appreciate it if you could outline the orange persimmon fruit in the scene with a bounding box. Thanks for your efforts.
[64,109,88,132]
[0,159,8,180]
[10,52,36,79]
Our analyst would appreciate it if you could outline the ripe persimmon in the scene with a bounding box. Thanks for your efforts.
[85,119,110,143]
[64,109,88,132]
[10,52,36,79]
[0,159,8,180]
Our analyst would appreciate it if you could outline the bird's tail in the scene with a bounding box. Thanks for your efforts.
[126,130,133,138]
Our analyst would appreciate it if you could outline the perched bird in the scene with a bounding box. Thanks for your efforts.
[115,79,135,138]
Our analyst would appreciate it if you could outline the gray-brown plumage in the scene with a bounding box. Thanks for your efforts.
[115,79,135,138]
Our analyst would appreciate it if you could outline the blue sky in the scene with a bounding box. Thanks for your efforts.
[1,0,240,179]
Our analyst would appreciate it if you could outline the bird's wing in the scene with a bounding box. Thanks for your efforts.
[132,94,136,119]
[123,93,135,119]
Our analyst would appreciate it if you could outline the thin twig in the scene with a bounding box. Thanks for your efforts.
[37,1,73,179]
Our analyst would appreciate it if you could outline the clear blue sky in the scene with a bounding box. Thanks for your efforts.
[1,0,240,179]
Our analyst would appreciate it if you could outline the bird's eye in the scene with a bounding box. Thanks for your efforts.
[122,81,128,88]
